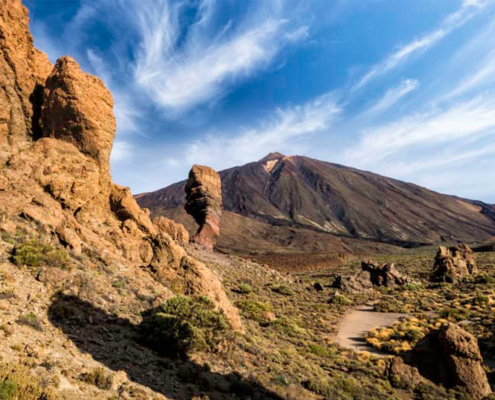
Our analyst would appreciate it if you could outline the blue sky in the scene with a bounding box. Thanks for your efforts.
[27,0,495,202]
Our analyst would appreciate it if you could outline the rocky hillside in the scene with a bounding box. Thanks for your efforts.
[137,153,495,254]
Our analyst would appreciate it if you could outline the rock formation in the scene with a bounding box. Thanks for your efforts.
[153,216,190,244]
[431,244,477,283]
[361,261,414,287]
[0,0,241,331]
[409,323,491,399]
[332,261,413,293]
[185,165,222,250]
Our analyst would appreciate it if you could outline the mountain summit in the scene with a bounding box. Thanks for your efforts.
[136,154,495,254]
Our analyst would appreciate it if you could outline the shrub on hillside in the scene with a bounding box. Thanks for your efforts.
[0,362,57,400]
[139,296,228,356]
[13,239,69,269]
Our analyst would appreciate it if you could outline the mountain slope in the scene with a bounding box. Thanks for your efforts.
[136,153,495,253]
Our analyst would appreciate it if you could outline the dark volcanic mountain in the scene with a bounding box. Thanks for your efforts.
[136,153,495,254]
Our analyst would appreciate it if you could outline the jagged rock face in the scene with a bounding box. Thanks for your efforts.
[0,0,241,331]
[0,0,52,160]
[153,216,190,244]
[332,261,412,293]
[185,165,222,250]
[41,57,115,168]
[431,244,477,283]
[410,323,491,399]
[361,261,413,287]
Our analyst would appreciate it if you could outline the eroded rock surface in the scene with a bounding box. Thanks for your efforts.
[153,216,190,244]
[409,323,491,400]
[333,261,413,293]
[185,165,222,250]
[0,0,241,331]
[431,244,477,283]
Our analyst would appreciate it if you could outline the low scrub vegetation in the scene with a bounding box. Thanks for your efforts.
[139,296,228,356]
[0,362,57,400]
[12,239,69,269]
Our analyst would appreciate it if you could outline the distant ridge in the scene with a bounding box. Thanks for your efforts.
[136,153,495,254]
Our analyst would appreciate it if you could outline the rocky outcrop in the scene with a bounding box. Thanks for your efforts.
[185,165,222,250]
[0,0,241,331]
[409,323,491,399]
[431,244,477,283]
[332,261,413,293]
[361,261,414,287]
[153,216,189,244]
[332,271,373,294]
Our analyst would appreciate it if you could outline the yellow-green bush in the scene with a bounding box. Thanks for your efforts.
[13,240,69,269]
[139,296,228,356]
[0,362,57,400]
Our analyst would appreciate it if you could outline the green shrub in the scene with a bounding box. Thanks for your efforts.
[13,240,69,269]
[235,300,272,323]
[329,293,352,306]
[0,362,57,400]
[139,296,228,356]
[271,285,294,296]
[236,283,253,294]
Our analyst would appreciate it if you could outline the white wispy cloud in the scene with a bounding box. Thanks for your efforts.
[344,95,495,169]
[360,79,419,118]
[120,0,307,116]
[352,0,488,91]
[184,93,340,169]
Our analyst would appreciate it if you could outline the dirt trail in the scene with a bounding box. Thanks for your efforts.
[336,305,407,356]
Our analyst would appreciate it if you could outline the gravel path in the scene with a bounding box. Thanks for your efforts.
[336,305,407,356]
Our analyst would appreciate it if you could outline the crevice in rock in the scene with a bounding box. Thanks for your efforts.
[30,83,44,140]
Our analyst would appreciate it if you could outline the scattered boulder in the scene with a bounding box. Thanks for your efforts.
[409,323,491,400]
[332,271,373,294]
[361,261,414,287]
[431,244,477,283]
[185,165,222,250]
[332,261,413,293]
[153,216,190,244]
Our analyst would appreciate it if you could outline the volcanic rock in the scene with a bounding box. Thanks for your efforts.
[185,165,222,250]
[361,261,414,287]
[409,323,491,399]
[0,0,241,331]
[332,261,413,293]
[431,244,477,283]
[153,216,190,244]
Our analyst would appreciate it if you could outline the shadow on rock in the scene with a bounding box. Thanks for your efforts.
[48,293,283,400]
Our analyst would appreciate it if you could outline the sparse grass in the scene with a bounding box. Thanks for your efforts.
[139,296,229,356]
[13,239,69,269]
[17,313,42,331]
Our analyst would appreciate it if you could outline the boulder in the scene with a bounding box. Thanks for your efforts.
[332,261,413,293]
[409,323,491,399]
[361,261,414,287]
[185,165,222,250]
[332,271,373,294]
[153,216,190,244]
[431,244,477,283]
